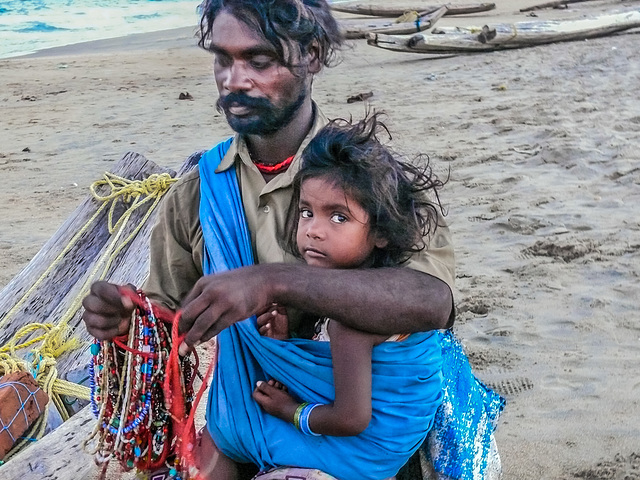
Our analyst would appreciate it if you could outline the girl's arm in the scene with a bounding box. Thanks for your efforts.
[253,320,386,436]
[308,320,386,436]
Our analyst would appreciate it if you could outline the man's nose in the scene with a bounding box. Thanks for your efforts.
[223,61,252,91]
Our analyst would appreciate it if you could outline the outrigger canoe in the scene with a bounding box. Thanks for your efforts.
[340,6,447,39]
[366,9,640,53]
[331,2,496,17]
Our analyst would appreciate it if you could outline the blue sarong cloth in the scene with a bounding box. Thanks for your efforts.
[198,139,505,480]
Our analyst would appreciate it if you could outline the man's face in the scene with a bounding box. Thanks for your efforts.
[209,11,311,136]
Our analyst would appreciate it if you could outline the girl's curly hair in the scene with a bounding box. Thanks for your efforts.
[287,112,447,268]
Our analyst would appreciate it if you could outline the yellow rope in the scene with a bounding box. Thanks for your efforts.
[395,10,419,23]
[0,170,178,457]
[0,203,108,333]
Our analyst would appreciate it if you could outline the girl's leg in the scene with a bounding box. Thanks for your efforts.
[195,426,239,480]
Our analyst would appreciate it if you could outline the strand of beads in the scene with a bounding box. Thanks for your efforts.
[89,290,197,479]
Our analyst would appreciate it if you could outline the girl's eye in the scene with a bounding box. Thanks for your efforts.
[330,213,347,224]
[300,209,312,219]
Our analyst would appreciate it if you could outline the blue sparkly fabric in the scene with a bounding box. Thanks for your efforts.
[424,329,506,480]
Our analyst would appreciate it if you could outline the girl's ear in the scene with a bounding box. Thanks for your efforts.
[374,235,389,249]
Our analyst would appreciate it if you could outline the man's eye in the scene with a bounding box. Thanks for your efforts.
[330,214,347,224]
[215,54,232,67]
[249,56,274,70]
[300,209,312,218]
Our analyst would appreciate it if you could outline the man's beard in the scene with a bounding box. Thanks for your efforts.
[216,90,306,136]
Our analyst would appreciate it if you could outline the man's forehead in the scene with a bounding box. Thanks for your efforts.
[210,10,278,55]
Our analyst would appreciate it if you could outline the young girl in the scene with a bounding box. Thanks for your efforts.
[252,112,447,445]
[200,112,448,480]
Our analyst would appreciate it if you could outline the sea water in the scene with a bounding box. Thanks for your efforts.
[0,0,202,59]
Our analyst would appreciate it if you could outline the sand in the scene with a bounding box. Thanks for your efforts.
[1,0,639,478]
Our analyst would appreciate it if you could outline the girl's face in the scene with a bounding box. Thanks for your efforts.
[296,177,387,269]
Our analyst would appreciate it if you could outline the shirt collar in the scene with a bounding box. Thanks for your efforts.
[215,103,328,183]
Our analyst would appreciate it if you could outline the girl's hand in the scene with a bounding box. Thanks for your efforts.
[253,380,299,422]
[256,303,289,340]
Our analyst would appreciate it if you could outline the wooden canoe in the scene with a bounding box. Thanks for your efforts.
[367,9,640,54]
[340,6,447,39]
[330,2,496,17]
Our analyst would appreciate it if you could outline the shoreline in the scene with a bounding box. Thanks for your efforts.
[7,0,630,61]
[11,25,201,59]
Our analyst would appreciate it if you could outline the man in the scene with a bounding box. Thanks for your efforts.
[83,0,457,478]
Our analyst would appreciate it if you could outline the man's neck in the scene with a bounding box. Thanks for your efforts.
[245,99,315,166]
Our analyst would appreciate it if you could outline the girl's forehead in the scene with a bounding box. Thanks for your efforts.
[300,177,368,216]
[300,176,346,200]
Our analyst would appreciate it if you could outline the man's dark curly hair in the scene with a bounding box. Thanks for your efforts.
[198,0,343,69]
[286,112,447,268]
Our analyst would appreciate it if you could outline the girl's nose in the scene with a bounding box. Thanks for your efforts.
[306,220,324,240]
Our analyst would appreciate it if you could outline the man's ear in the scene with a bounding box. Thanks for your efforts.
[306,42,322,74]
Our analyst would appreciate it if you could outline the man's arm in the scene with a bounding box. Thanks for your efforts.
[179,263,453,353]
[274,265,453,334]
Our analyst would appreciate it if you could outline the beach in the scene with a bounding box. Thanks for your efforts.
[1,0,639,478]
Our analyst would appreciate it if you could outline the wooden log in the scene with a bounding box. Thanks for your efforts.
[331,2,496,17]
[0,150,202,371]
[366,9,640,54]
[520,0,596,12]
[340,6,447,39]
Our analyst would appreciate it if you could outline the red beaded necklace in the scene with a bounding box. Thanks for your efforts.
[253,155,295,174]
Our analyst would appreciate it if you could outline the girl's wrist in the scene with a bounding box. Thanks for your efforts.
[294,402,321,436]
[293,402,310,429]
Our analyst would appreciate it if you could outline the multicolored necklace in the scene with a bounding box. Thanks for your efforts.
[253,155,295,174]
[88,290,200,480]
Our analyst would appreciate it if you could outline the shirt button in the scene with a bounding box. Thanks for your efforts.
[263,205,271,213]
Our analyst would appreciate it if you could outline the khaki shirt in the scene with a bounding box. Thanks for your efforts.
[144,107,455,311]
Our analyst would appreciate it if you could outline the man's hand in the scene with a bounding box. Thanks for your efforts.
[256,303,289,340]
[82,281,136,340]
[178,265,276,355]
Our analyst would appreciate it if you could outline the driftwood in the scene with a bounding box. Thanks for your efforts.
[520,0,597,12]
[340,6,447,39]
[367,9,640,54]
[331,2,496,17]
[0,151,171,345]
[0,150,202,479]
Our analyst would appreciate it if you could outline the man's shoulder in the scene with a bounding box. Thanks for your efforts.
[166,165,201,204]
[178,165,201,184]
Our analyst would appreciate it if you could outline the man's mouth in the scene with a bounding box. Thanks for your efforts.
[227,103,253,116]
[219,93,270,116]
